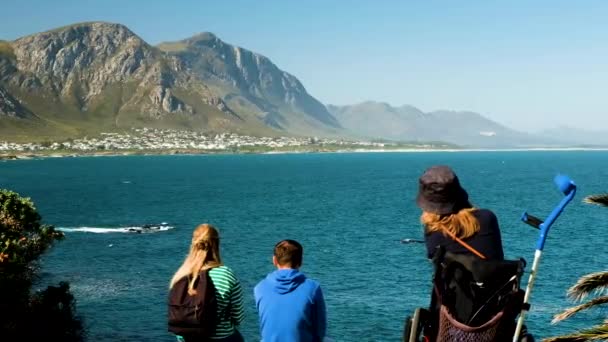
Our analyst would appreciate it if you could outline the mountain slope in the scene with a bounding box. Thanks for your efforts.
[0,22,249,140]
[157,33,341,135]
[0,22,340,141]
[328,101,553,147]
[0,85,34,118]
[327,102,425,140]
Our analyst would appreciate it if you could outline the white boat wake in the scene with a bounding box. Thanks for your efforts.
[57,223,174,234]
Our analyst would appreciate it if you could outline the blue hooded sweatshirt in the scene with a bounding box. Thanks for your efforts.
[254,269,327,342]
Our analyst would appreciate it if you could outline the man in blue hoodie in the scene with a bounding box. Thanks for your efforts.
[254,239,327,342]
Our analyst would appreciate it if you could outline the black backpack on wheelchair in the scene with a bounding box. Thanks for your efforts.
[404,247,534,342]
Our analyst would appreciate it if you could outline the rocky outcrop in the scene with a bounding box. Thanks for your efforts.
[0,85,31,118]
[11,23,154,101]
[1,22,233,120]
[147,85,193,116]
[158,33,340,130]
[0,22,338,137]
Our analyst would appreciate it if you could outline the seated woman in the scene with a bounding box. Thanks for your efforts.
[416,165,503,260]
[169,224,245,342]
[407,166,533,341]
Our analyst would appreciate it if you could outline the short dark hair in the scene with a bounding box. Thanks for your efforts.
[274,239,303,267]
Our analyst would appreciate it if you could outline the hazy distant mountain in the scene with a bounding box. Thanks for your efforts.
[0,22,340,141]
[538,126,608,146]
[328,101,555,147]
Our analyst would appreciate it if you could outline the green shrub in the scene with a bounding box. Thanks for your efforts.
[0,189,85,340]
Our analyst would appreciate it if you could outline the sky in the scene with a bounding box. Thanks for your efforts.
[1,0,607,132]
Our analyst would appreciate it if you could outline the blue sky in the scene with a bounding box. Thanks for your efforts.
[1,0,607,132]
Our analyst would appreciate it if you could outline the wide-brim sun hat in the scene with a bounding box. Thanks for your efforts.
[416,165,470,215]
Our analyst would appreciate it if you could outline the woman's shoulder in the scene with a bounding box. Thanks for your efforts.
[473,208,498,220]
[473,208,500,231]
[209,265,238,281]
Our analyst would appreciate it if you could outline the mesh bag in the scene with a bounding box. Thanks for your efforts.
[436,305,505,342]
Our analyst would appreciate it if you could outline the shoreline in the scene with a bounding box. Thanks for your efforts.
[2,146,608,160]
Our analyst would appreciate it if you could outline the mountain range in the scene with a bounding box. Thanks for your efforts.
[0,22,340,142]
[0,22,605,147]
[326,102,575,148]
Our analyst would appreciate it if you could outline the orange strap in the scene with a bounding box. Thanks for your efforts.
[442,229,486,259]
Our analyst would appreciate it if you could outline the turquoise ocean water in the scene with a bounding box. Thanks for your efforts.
[1,151,607,341]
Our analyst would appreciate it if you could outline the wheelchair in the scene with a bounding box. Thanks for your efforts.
[404,248,534,342]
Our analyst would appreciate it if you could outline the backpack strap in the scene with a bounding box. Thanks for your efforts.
[441,228,486,260]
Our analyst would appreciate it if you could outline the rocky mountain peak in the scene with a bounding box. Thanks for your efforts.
[1,23,341,139]
[8,21,158,102]
[167,33,339,129]
[184,32,219,45]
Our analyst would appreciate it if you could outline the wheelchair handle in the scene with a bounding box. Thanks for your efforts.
[521,212,542,229]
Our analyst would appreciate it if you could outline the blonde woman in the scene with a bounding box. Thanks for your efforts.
[416,165,504,260]
[170,224,245,341]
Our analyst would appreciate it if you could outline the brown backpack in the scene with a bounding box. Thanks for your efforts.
[168,270,217,337]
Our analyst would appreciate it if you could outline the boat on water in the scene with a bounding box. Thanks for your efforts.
[126,222,171,233]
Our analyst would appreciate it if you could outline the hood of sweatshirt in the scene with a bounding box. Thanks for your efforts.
[267,269,307,294]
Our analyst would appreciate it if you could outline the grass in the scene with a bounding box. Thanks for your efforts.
[0,41,16,60]
[169,86,278,136]
[156,42,188,53]
[1,84,117,141]
[87,81,139,128]
[0,116,70,143]
[0,79,276,142]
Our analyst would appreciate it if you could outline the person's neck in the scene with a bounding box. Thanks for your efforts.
[276,265,298,270]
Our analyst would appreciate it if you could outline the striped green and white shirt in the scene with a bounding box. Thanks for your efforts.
[208,265,245,339]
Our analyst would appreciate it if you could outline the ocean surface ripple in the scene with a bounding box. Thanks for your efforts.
[1,151,606,341]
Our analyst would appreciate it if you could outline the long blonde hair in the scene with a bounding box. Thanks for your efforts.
[421,208,480,239]
[170,224,223,295]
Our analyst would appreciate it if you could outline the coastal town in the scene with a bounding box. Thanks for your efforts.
[0,128,443,155]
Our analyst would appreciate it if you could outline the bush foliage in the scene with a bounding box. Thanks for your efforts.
[0,189,85,341]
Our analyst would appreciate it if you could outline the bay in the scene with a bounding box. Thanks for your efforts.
[1,151,607,341]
